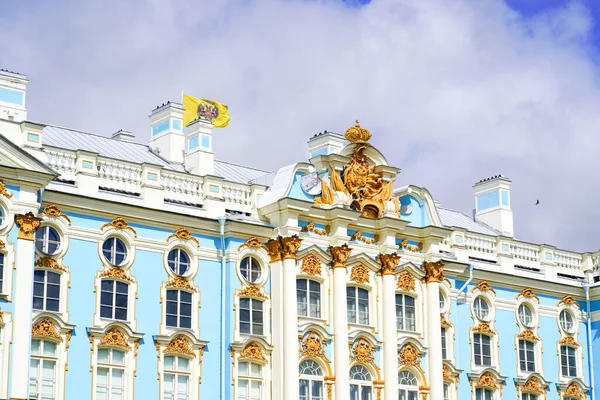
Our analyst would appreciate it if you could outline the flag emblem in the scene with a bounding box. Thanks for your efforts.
[198,101,218,122]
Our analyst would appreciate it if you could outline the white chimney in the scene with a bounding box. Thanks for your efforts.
[185,118,214,176]
[149,102,185,164]
[112,129,135,142]
[0,69,28,123]
[307,130,345,159]
[473,175,514,237]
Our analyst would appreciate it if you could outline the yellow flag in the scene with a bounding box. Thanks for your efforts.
[183,94,230,128]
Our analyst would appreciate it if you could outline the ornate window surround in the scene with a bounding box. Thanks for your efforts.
[556,294,583,382]
[345,254,381,333]
[468,368,507,400]
[33,257,70,319]
[98,218,137,270]
[296,249,331,325]
[159,278,200,336]
[514,289,543,378]
[93,268,139,332]
[514,374,551,400]
[163,228,200,279]
[234,289,271,343]
[442,362,461,400]
[470,283,499,372]
[234,244,270,288]
[395,262,425,339]
[0,235,15,302]
[556,378,589,400]
[230,339,273,400]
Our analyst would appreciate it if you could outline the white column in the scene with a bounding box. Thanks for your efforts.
[10,213,41,400]
[330,245,352,400]
[266,239,284,400]
[379,253,401,400]
[424,262,444,400]
[282,236,302,398]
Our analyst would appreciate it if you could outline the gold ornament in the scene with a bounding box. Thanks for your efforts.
[557,295,580,309]
[265,237,283,262]
[345,120,372,143]
[558,336,580,347]
[281,235,302,259]
[40,205,71,224]
[99,328,130,349]
[474,372,497,389]
[32,318,62,341]
[399,240,423,253]
[440,315,453,327]
[167,228,200,247]
[517,330,540,342]
[377,253,400,275]
[134,340,140,357]
[0,180,13,198]
[442,364,454,382]
[398,343,421,369]
[521,376,544,395]
[516,288,540,303]
[301,222,331,236]
[239,342,267,362]
[422,261,444,283]
[350,339,380,374]
[237,237,266,252]
[328,244,352,268]
[0,311,4,323]
[239,286,268,300]
[35,256,68,272]
[0,240,4,249]
[472,281,496,295]
[473,324,497,335]
[397,271,416,292]
[66,331,72,349]
[350,231,380,245]
[350,264,370,284]
[326,383,333,400]
[301,254,322,276]
[564,382,583,399]
[15,212,42,241]
[100,217,137,237]
[300,332,331,367]
[164,335,195,357]
[99,267,134,283]
[165,277,198,293]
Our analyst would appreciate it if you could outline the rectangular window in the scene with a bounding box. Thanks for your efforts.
[163,355,190,400]
[96,348,125,400]
[33,270,61,312]
[29,339,57,400]
[518,340,535,372]
[443,383,450,400]
[396,294,416,331]
[473,334,492,366]
[560,345,577,377]
[475,388,494,400]
[347,286,369,325]
[237,361,263,400]
[100,280,129,321]
[0,253,4,293]
[521,394,537,400]
[297,279,321,319]
[166,290,192,329]
[441,327,447,360]
[239,298,264,336]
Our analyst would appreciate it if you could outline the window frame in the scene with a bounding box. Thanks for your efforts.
[95,347,126,400]
[559,310,575,334]
[441,327,448,360]
[99,279,130,321]
[32,269,61,312]
[299,359,324,400]
[347,286,370,326]
[297,278,322,319]
[101,236,129,267]
[398,370,419,400]
[473,333,492,367]
[239,297,264,336]
[165,289,193,329]
[473,297,491,322]
[475,388,494,400]
[162,355,192,400]
[237,361,264,400]
[517,303,535,328]
[560,345,577,378]
[396,293,417,332]
[167,248,192,277]
[29,339,59,400]
[35,225,62,256]
[239,256,263,284]
[349,364,373,400]
[518,339,536,373]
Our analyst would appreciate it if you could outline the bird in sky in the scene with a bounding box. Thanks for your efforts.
[535,199,540,205]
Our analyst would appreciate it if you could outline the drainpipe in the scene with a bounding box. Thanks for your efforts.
[457,264,474,300]
[583,283,595,400]
[218,216,227,400]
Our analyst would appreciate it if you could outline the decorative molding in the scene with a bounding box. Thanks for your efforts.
[164,335,195,357]
[350,264,370,284]
[99,327,131,349]
[237,237,266,252]
[377,253,400,276]
[300,332,331,367]
[516,288,540,303]
[300,254,322,276]
[397,271,416,292]
[239,286,269,300]
[281,235,302,259]
[99,267,134,283]
[517,330,540,342]
[239,342,267,362]
[345,120,372,143]
[326,382,333,400]
[558,336,580,347]
[15,212,42,241]
[66,331,72,349]
[301,222,331,236]
[442,364,456,383]
[35,256,68,272]
[32,318,62,341]
[40,205,71,224]
[265,237,283,262]
[134,340,140,357]
[474,372,497,390]
[473,324,497,335]
[0,240,4,249]
[472,281,496,295]
[165,277,198,293]
[351,231,380,245]
[0,180,13,198]
[422,261,444,283]
[0,311,4,324]
[398,343,422,371]
[519,376,544,395]
[100,217,137,237]
[350,338,379,375]
[557,295,580,309]
[328,244,352,268]
[399,240,423,253]
[167,228,200,247]
[564,382,583,399]
[440,315,453,327]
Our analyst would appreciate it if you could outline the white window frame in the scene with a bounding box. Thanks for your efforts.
[517,303,535,328]
[521,394,538,400]
[441,327,448,360]
[398,370,419,400]
[299,359,324,400]
[518,339,536,373]
[475,388,495,400]
[166,248,192,277]
[560,345,577,378]
[559,310,575,334]
[162,355,192,400]
[347,286,370,326]
[101,236,129,267]
[99,279,130,321]
[349,364,373,400]
[95,348,126,400]
[165,289,194,330]
[473,333,492,367]
[237,361,264,400]
[473,297,491,321]
[297,278,322,319]
[29,339,59,400]
[35,225,62,256]
[32,269,62,313]
[239,297,265,336]
[396,293,417,332]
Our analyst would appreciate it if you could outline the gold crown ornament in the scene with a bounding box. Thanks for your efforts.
[344,120,372,143]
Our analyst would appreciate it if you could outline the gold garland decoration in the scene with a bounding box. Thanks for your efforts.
[165,277,198,293]
[300,332,331,367]
[0,180,13,198]
[99,267,134,283]
[398,343,422,370]
[399,240,423,252]
[472,281,496,295]
[558,336,580,347]
[40,205,71,224]
[237,237,267,252]
[351,231,380,245]
[516,288,540,303]
[474,372,498,389]
[35,256,68,272]
[557,295,580,309]
[239,342,267,362]
[164,335,195,357]
[99,327,131,349]
[239,286,268,300]
[520,376,544,395]
[350,339,379,375]
[397,271,416,292]
[517,330,540,342]
[473,324,497,335]
[301,222,331,236]
[564,382,583,399]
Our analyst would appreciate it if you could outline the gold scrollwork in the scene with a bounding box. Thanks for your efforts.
[558,336,580,347]
[301,254,322,276]
[398,343,422,370]
[517,330,540,341]
[351,231,380,245]
[237,237,267,252]
[239,342,267,362]
[100,217,137,237]
[397,271,416,292]
[350,264,370,284]
[328,244,352,268]
[281,236,302,259]
[35,256,68,272]
[399,240,423,253]
[0,180,13,198]
[474,372,497,389]
[351,338,379,375]
[472,281,496,295]
[300,332,331,368]
[557,295,580,309]
[40,205,71,224]
[516,288,540,303]
[265,237,283,262]
[473,324,497,335]
[422,261,444,284]
[301,222,331,236]
[345,120,372,143]
[165,277,198,293]
[377,253,400,276]
[442,364,455,383]
[167,228,200,247]
[32,318,62,341]
[564,382,583,399]
[239,286,268,300]
[164,335,195,357]
[15,212,42,241]
[99,267,134,283]
[99,327,130,349]
[440,315,453,327]
[520,376,544,395]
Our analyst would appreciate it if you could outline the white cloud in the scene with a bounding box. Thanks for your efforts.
[1,0,599,250]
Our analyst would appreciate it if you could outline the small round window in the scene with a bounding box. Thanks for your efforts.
[102,237,127,266]
[518,304,534,327]
[240,256,262,283]
[473,297,490,321]
[35,226,61,255]
[167,248,191,276]
[559,310,575,333]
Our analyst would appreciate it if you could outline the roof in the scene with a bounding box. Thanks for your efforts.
[437,207,500,236]
[42,125,271,184]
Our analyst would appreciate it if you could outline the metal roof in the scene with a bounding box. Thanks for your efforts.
[437,207,500,236]
[42,125,271,184]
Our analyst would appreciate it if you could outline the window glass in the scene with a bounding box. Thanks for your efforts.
[473,334,492,366]
[96,348,125,400]
[347,287,369,325]
[473,297,490,321]
[475,388,494,400]
[0,253,4,293]
[100,280,129,321]
[396,294,416,331]
[240,257,262,283]
[518,340,535,372]
[0,206,5,226]
[35,226,61,255]
[33,270,61,312]
[29,340,58,400]
[167,248,191,276]
[238,361,263,400]
[559,310,574,333]
[164,355,191,400]
[297,279,321,319]
[439,291,446,311]
[398,370,418,400]
[166,289,193,329]
[299,360,323,400]
[443,383,450,400]
[518,304,534,327]
[239,298,264,336]
[522,394,537,400]
[560,345,577,377]
[102,237,127,266]
[441,328,447,360]
[349,365,372,400]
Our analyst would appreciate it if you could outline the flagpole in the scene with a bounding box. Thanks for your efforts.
[181,88,184,104]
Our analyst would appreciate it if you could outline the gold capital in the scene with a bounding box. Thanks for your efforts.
[377,253,400,275]
[281,235,302,260]
[15,212,42,241]
[422,261,445,283]
[265,236,283,262]
[328,244,352,268]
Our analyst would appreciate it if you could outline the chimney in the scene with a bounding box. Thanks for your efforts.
[185,118,214,176]
[0,69,28,123]
[148,102,185,164]
[112,129,135,142]
[308,130,345,159]
[473,175,514,237]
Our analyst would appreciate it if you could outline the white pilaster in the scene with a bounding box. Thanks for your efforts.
[10,213,41,400]
[383,273,398,399]
[266,239,284,400]
[423,262,444,400]
[283,256,299,397]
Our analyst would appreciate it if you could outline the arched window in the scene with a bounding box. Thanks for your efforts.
[347,287,369,325]
[473,297,490,321]
[473,334,491,366]
[299,359,323,400]
[35,226,61,255]
[167,248,191,276]
[29,339,58,399]
[560,345,577,377]
[518,339,535,372]
[297,279,321,319]
[163,355,191,400]
[102,237,127,266]
[33,270,60,312]
[559,310,575,333]
[96,348,125,399]
[349,365,372,400]
[518,304,534,327]
[240,257,262,284]
[398,370,418,400]
[166,289,192,329]
[237,361,263,400]
[475,388,493,400]
[100,280,129,321]
[239,298,264,336]
[396,294,416,331]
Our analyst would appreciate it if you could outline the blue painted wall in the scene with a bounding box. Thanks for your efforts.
[399,195,431,227]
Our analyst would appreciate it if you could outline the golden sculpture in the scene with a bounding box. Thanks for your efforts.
[345,120,372,143]
[558,295,579,309]
[326,383,333,400]
[520,376,544,395]
[281,235,302,259]
[442,365,454,382]
[300,332,331,367]
[0,240,4,249]
[422,261,444,283]
[397,271,416,292]
[328,244,352,268]
[472,281,496,295]
[517,288,540,302]
[100,217,137,237]
[99,267,134,283]
[350,339,380,375]
[301,222,331,236]
[564,382,583,398]
[0,179,13,198]
[237,237,266,252]
[32,318,62,341]
[265,236,283,262]
[517,330,540,341]
[558,336,580,347]
[399,240,423,253]
[167,228,200,247]
[239,286,269,300]
[164,335,195,357]
[15,212,42,241]
[377,253,400,276]
[66,331,72,349]
[350,231,380,245]
[40,205,71,224]
[350,264,370,284]
[440,315,453,327]
[473,324,497,335]
[239,342,267,362]
[398,343,421,369]
[35,256,67,272]
[165,277,198,293]
[475,372,497,389]
[301,254,322,276]
[99,328,130,349]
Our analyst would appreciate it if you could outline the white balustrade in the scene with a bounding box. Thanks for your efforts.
[97,161,142,194]
[464,234,496,254]
[222,184,251,206]
[161,172,204,204]
[510,243,539,261]
[554,250,583,270]
[46,151,77,180]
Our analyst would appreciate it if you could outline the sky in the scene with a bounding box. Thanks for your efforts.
[1,0,600,252]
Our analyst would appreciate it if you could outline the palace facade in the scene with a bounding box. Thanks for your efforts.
[0,68,598,400]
